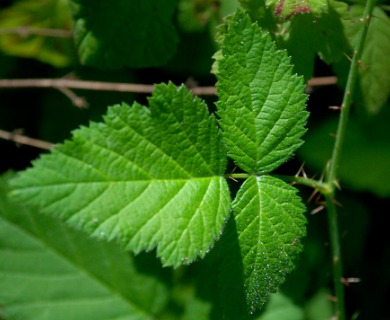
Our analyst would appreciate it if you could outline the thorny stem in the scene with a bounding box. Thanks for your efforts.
[325,0,376,319]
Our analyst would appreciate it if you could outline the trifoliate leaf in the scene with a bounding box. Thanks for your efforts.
[221,176,306,314]
[0,0,75,67]
[10,83,230,267]
[216,11,308,174]
[0,173,170,320]
[68,0,178,68]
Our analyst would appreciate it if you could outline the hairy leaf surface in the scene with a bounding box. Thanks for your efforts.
[68,0,178,68]
[11,83,230,267]
[0,173,170,320]
[216,11,308,174]
[221,176,306,314]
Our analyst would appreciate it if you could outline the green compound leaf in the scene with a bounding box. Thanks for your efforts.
[221,176,306,315]
[11,83,230,268]
[68,0,178,68]
[0,173,170,320]
[216,11,308,175]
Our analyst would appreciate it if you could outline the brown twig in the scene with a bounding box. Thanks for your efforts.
[0,129,54,150]
[0,76,337,96]
[307,76,338,86]
[0,26,73,38]
[0,76,339,150]
[56,87,88,108]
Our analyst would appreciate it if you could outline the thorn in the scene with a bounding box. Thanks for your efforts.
[329,105,343,110]
[307,188,319,202]
[228,176,238,182]
[333,179,341,190]
[327,294,337,303]
[358,59,367,71]
[341,277,361,286]
[311,205,324,215]
[332,198,343,207]
[295,162,307,178]
[343,52,353,62]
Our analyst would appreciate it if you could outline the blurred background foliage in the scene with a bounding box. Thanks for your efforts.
[0,0,389,319]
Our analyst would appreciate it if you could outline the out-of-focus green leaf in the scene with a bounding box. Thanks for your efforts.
[0,172,171,320]
[177,0,218,32]
[0,0,75,67]
[299,108,390,197]
[277,1,350,79]
[238,0,277,29]
[68,0,178,69]
[256,293,304,320]
[342,5,390,115]
[304,289,333,320]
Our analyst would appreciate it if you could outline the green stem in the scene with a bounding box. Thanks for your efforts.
[273,175,332,194]
[228,173,332,195]
[325,0,376,319]
[327,0,376,185]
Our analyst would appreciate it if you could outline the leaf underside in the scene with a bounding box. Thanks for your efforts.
[216,11,308,175]
[11,83,231,268]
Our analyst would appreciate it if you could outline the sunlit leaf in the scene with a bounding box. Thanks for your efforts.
[11,83,230,267]
[216,10,308,174]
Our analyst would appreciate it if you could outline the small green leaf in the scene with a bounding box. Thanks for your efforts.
[221,176,306,314]
[0,173,170,319]
[216,11,308,174]
[10,83,230,267]
[0,0,75,67]
[68,0,178,68]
